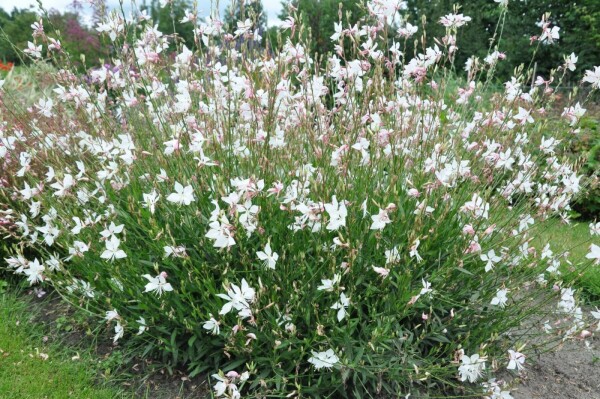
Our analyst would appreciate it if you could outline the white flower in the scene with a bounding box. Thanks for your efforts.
[217,278,255,319]
[491,289,509,308]
[481,250,501,272]
[562,173,581,194]
[142,190,160,214]
[234,18,253,36]
[163,137,181,155]
[317,274,341,291]
[71,217,85,235]
[100,222,124,239]
[68,241,90,259]
[36,223,60,246]
[507,350,525,371]
[461,194,489,219]
[96,19,122,41]
[203,315,220,335]
[256,242,279,270]
[513,107,534,124]
[212,373,228,397]
[539,136,560,154]
[24,41,42,58]
[409,239,423,262]
[397,22,418,37]
[385,246,401,264]
[205,216,236,248]
[35,98,54,117]
[330,293,350,321]
[46,254,61,272]
[419,279,432,296]
[211,372,241,398]
[458,353,486,383]
[591,308,600,331]
[143,271,173,296]
[308,349,339,370]
[586,244,600,264]
[324,195,347,231]
[164,245,187,258]
[370,208,391,230]
[562,102,586,126]
[136,317,148,335]
[541,243,553,260]
[496,150,514,170]
[331,21,343,41]
[24,258,45,285]
[483,379,513,399]
[105,309,120,322]
[100,236,127,261]
[372,265,390,279]
[439,13,471,28]
[113,322,124,343]
[558,287,576,312]
[50,174,74,197]
[565,52,578,71]
[540,25,560,44]
[157,169,169,182]
[583,66,600,89]
[589,222,599,236]
[166,182,195,205]
[369,0,407,21]
[67,278,95,298]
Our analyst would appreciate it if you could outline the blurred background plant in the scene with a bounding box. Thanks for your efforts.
[0,3,107,70]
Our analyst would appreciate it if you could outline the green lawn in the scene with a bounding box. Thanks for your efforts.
[534,219,600,299]
[0,288,206,399]
[0,291,127,399]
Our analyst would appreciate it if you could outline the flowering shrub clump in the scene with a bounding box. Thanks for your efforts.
[1,1,599,397]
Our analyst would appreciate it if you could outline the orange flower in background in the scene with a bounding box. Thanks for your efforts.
[0,61,14,71]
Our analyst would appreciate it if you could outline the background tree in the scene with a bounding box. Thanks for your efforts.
[0,8,37,63]
[0,6,106,68]
[403,0,600,82]
[47,10,106,68]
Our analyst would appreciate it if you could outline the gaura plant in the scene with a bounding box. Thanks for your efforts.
[1,0,599,397]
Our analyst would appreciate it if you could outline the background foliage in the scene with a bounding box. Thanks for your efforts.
[0,7,106,68]
[1,0,599,82]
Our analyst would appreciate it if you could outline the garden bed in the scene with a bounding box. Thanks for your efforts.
[511,336,600,399]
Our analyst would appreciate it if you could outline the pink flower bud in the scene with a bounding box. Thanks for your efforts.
[408,188,420,198]
[226,371,240,379]
[484,224,496,235]
[463,224,475,235]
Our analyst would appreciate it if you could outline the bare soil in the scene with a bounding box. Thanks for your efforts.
[510,336,600,399]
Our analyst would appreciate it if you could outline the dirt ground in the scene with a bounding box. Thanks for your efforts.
[510,336,600,399]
